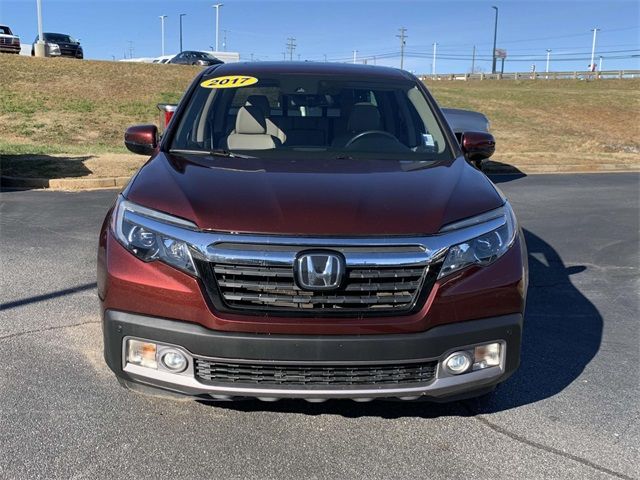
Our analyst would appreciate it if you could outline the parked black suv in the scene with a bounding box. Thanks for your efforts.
[169,51,223,66]
[31,32,83,58]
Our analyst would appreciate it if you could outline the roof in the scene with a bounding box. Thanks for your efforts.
[203,61,412,81]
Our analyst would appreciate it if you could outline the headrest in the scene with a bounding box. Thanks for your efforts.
[235,106,267,135]
[347,102,381,132]
[245,95,270,117]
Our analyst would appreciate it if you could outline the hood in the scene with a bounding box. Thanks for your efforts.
[125,153,503,236]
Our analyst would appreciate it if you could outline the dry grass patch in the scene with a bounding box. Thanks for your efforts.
[426,79,640,166]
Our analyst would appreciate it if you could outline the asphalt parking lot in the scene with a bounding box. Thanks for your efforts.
[1,172,638,479]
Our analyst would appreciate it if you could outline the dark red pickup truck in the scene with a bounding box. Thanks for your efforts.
[98,62,527,403]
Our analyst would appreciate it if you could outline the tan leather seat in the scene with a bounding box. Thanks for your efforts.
[245,95,287,144]
[226,106,279,150]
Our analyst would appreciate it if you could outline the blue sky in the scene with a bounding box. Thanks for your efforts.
[1,0,638,73]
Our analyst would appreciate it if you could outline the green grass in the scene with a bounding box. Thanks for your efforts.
[0,140,127,156]
[0,55,199,155]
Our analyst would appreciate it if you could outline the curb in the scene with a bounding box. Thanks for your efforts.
[1,175,131,190]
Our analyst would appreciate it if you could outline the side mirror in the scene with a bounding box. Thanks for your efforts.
[124,124,158,155]
[461,131,496,162]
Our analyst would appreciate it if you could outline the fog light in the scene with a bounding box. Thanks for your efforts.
[161,350,188,372]
[473,342,501,370]
[127,339,157,369]
[443,351,472,375]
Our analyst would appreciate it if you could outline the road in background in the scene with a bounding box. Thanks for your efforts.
[0,173,638,479]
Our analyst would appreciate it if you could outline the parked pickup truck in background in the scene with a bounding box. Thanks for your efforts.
[0,25,21,54]
[100,62,524,404]
[442,108,493,169]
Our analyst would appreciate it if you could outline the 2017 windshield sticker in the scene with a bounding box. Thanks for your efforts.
[200,76,259,89]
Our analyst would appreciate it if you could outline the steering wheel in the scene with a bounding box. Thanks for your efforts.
[344,130,398,148]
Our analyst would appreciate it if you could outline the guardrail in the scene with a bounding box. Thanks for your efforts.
[420,70,640,81]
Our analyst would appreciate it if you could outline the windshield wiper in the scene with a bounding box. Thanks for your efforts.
[169,148,256,159]
[209,149,257,158]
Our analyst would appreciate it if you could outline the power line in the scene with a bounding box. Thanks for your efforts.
[405,48,639,58]
[285,37,296,61]
[408,25,640,51]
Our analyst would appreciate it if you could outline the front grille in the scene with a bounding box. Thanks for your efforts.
[194,359,438,386]
[199,261,439,316]
[196,243,441,316]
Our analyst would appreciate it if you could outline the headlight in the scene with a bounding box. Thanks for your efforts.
[110,196,198,275]
[47,43,61,54]
[438,202,517,278]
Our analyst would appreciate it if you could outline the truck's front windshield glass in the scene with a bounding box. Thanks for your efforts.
[171,73,452,161]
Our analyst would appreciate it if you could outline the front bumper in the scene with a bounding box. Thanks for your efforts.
[0,45,20,53]
[104,310,522,401]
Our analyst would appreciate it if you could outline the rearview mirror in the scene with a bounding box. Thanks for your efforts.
[461,131,496,162]
[124,124,158,156]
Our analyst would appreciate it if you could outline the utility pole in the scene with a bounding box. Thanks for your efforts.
[323,53,327,62]
[250,53,254,61]
[353,49,357,64]
[159,15,167,56]
[396,27,407,69]
[491,6,499,74]
[179,13,187,52]
[590,27,599,72]
[282,51,286,60]
[432,42,438,76]
[286,37,296,61]
[599,55,603,72]
[223,29,227,50]
[212,4,223,52]
[545,49,551,73]
[471,45,476,73]
[34,0,46,56]
[127,40,134,59]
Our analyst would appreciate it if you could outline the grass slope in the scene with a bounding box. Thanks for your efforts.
[0,55,198,155]
[1,54,639,175]
[426,78,640,170]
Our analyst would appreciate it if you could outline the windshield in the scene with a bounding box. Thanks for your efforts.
[199,52,219,60]
[45,33,76,43]
[170,72,452,161]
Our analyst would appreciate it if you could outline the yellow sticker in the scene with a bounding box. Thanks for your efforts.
[200,75,259,89]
